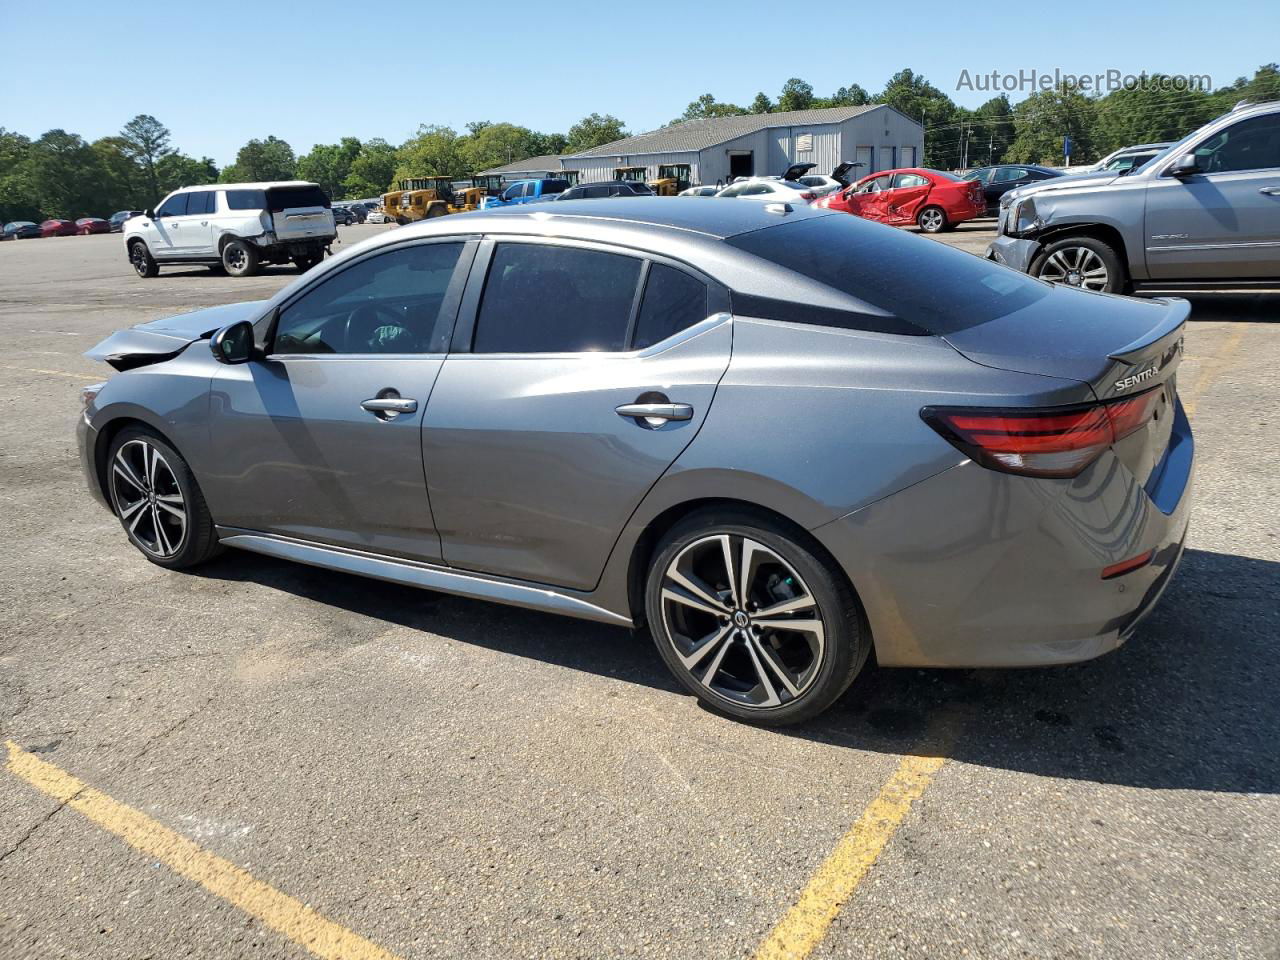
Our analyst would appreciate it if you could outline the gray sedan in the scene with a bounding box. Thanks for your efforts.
[78,200,1193,724]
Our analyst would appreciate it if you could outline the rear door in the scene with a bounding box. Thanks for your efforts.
[175,190,215,254]
[423,239,732,590]
[266,185,335,242]
[206,237,475,561]
[1144,111,1280,279]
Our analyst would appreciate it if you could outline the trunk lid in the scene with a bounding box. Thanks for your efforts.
[782,162,817,182]
[265,185,335,241]
[942,287,1188,483]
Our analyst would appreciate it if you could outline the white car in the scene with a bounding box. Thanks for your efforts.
[714,178,817,202]
[366,209,389,224]
[123,181,336,278]
[795,174,843,196]
[678,185,720,197]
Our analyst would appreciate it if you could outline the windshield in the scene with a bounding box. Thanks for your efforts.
[726,214,1049,335]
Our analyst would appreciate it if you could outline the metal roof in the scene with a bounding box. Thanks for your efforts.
[474,155,567,176]
[568,105,885,158]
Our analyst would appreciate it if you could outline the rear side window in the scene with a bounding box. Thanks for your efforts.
[156,193,188,217]
[541,179,569,195]
[633,264,708,350]
[473,244,642,353]
[726,214,1049,335]
[226,189,266,210]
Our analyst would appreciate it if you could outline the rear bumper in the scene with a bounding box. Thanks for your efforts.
[813,401,1194,668]
[987,234,1041,273]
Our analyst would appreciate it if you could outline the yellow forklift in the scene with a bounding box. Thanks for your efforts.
[647,163,692,196]
[379,177,485,224]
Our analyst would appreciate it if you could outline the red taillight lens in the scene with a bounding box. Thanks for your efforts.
[799,191,816,201]
[922,387,1162,478]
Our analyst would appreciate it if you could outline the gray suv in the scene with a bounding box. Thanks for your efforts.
[989,101,1280,292]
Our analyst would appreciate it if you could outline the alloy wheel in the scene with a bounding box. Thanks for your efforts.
[919,208,944,232]
[225,245,246,271]
[660,534,825,709]
[1038,246,1109,290]
[110,439,187,558]
[129,245,148,275]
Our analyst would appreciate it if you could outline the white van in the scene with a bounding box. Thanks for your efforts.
[123,182,336,278]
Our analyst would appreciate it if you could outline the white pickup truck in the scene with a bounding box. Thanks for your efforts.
[124,181,336,278]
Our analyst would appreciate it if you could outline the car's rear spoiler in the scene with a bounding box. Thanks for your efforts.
[1108,298,1190,365]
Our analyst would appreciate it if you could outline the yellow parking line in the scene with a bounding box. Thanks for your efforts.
[4,741,402,960]
[0,363,100,382]
[752,752,948,960]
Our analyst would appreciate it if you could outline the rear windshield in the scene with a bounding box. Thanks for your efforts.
[227,186,330,210]
[922,168,963,182]
[726,214,1049,335]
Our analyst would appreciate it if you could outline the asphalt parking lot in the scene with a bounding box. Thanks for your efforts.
[1,222,1278,960]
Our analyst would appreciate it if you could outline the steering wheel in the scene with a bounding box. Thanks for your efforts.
[344,302,408,353]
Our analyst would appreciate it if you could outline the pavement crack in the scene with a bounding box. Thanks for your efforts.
[0,787,83,866]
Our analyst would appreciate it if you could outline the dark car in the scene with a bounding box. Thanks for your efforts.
[555,180,655,201]
[332,206,355,226]
[345,202,368,224]
[110,210,143,233]
[963,165,1063,215]
[40,219,78,237]
[2,221,42,240]
[76,217,111,236]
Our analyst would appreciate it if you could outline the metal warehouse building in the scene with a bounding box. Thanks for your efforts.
[473,154,577,183]
[563,105,924,188]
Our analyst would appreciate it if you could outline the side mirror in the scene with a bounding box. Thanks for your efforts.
[210,320,255,365]
[144,208,155,219]
[1168,153,1200,177]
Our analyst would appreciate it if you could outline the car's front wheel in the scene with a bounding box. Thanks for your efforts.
[106,427,220,569]
[1032,236,1126,293]
[128,240,158,278]
[645,508,868,725]
[917,205,948,233]
[221,239,260,278]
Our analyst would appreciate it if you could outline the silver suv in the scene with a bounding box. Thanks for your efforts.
[989,101,1280,292]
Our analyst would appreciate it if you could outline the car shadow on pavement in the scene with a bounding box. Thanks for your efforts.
[1177,291,1280,322]
[196,546,1278,795]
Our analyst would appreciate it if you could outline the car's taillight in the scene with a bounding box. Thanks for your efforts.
[799,191,816,201]
[921,388,1162,478]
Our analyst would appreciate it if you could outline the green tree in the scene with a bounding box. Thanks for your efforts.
[749,92,774,114]
[460,123,542,172]
[1211,63,1280,111]
[530,131,568,156]
[344,138,398,197]
[777,78,815,112]
[297,137,363,198]
[119,115,174,202]
[1093,80,1216,158]
[970,95,1015,166]
[25,129,105,218]
[155,153,219,194]
[878,69,961,166]
[565,113,628,153]
[827,84,871,107]
[91,137,144,210]
[672,94,748,125]
[222,135,297,183]
[1005,87,1096,165]
[393,125,465,183]
[0,129,39,222]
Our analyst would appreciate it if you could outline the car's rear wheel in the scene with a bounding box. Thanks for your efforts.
[1032,236,1126,293]
[221,239,259,278]
[106,427,220,570]
[293,254,322,272]
[645,508,868,725]
[917,205,947,233]
[128,240,158,278]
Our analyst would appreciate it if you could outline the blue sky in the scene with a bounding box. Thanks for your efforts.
[1,0,1276,165]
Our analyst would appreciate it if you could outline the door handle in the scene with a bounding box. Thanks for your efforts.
[361,396,418,418]
[1260,186,1280,196]
[615,402,693,422]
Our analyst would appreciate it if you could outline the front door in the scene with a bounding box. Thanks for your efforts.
[204,238,475,562]
[424,240,732,591]
[883,173,933,224]
[1144,112,1280,280]
[147,191,189,257]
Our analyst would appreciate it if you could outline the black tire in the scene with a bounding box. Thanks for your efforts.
[105,426,221,570]
[293,253,322,272]
[129,240,158,278]
[221,238,260,278]
[207,263,225,274]
[916,205,948,234]
[1031,236,1127,294]
[645,507,869,726]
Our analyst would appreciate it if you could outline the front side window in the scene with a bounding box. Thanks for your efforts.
[473,244,642,353]
[501,183,525,201]
[857,175,892,194]
[273,243,465,355]
[742,182,773,196]
[1193,114,1280,173]
[633,264,708,350]
[991,167,1028,183]
[156,193,188,217]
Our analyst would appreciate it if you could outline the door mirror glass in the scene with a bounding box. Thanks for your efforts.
[210,320,255,364]
[1168,153,1200,177]
[143,208,154,219]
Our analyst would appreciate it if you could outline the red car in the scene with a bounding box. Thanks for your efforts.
[40,219,77,237]
[75,217,110,236]
[814,168,985,234]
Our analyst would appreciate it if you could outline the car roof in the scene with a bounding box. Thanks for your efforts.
[171,180,321,193]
